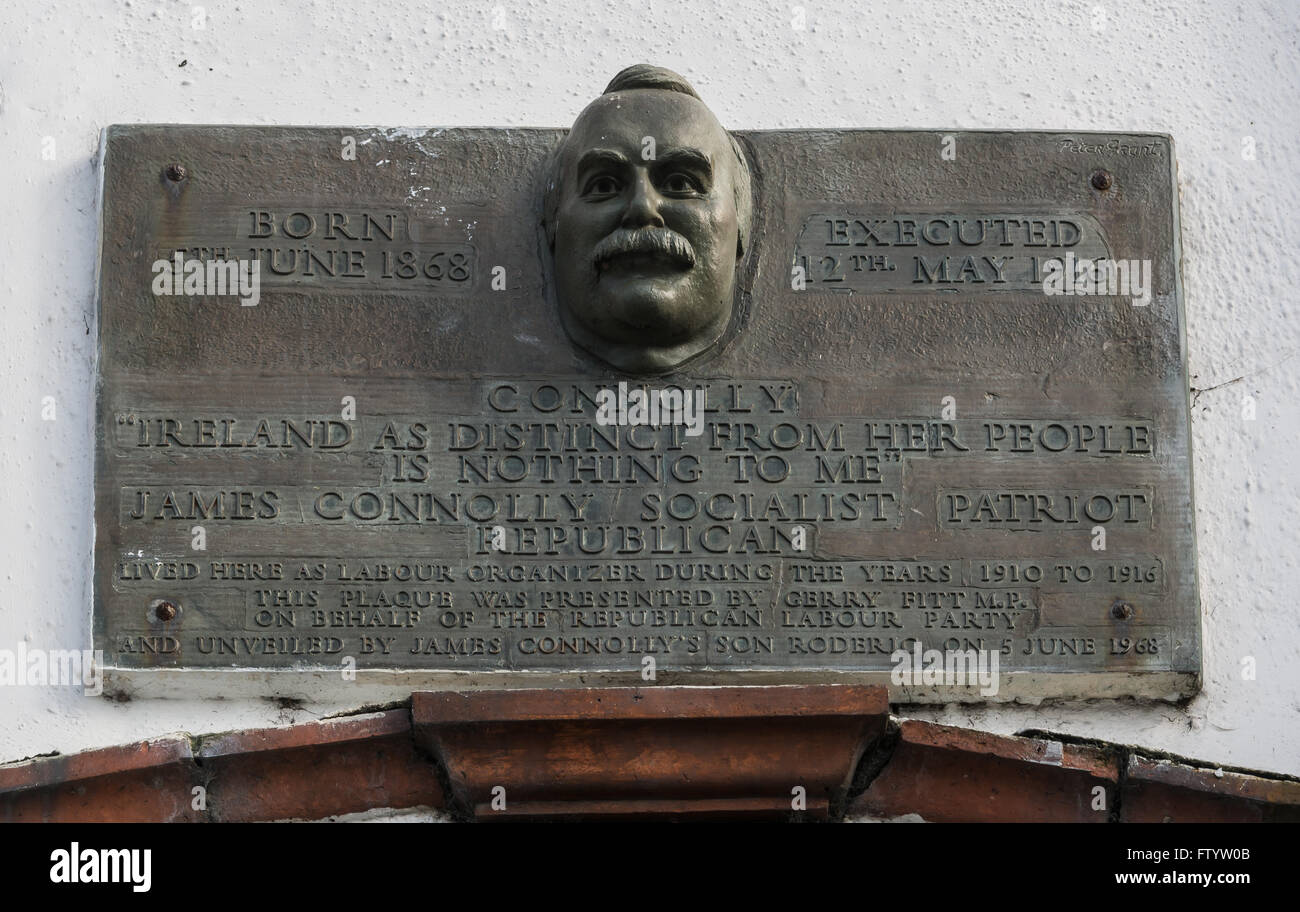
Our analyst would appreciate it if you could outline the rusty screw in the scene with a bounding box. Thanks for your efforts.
[1110,599,1134,620]
[153,600,178,622]
[1090,169,1113,191]
[163,163,187,182]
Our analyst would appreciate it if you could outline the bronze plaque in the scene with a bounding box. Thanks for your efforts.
[94,67,1199,700]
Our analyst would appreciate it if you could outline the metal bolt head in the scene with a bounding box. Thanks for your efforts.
[164,163,187,182]
[1090,169,1113,191]
[154,600,178,622]
[1110,600,1134,620]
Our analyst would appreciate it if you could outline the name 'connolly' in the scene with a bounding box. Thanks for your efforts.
[313,490,892,523]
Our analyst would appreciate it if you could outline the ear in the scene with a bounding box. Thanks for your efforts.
[542,145,565,251]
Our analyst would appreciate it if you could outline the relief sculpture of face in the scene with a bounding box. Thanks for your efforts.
[545,65,752,375]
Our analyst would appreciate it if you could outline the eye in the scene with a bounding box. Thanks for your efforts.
[583,174,621,198]
[660,172,701,195]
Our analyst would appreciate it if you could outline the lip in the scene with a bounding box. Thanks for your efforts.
[595,250,693,275]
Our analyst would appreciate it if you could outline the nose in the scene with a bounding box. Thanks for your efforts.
[621,169,664,229]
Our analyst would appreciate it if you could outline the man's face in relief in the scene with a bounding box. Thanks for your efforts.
[549,85,745,374]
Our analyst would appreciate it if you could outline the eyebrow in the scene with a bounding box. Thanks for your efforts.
[654,148,714,177]
[575,149,630,175]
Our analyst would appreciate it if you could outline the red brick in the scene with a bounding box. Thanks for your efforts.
[0,736,203,822]
[414,685,889,820]
[850,720,1120,822]
[415,683,889,723]
[199,710,442,822]
[1121,756,1300,822]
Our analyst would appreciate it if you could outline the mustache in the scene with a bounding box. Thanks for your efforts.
[591,227,697,271]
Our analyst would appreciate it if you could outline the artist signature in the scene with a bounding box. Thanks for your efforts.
[1058,138,1162,157]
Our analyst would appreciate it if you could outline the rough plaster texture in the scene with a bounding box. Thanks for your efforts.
[0,0,1297,775]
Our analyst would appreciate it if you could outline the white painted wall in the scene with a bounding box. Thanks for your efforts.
[1,0,1297,775]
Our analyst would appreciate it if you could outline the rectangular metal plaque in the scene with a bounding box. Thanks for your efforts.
[93,124,1199,700]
